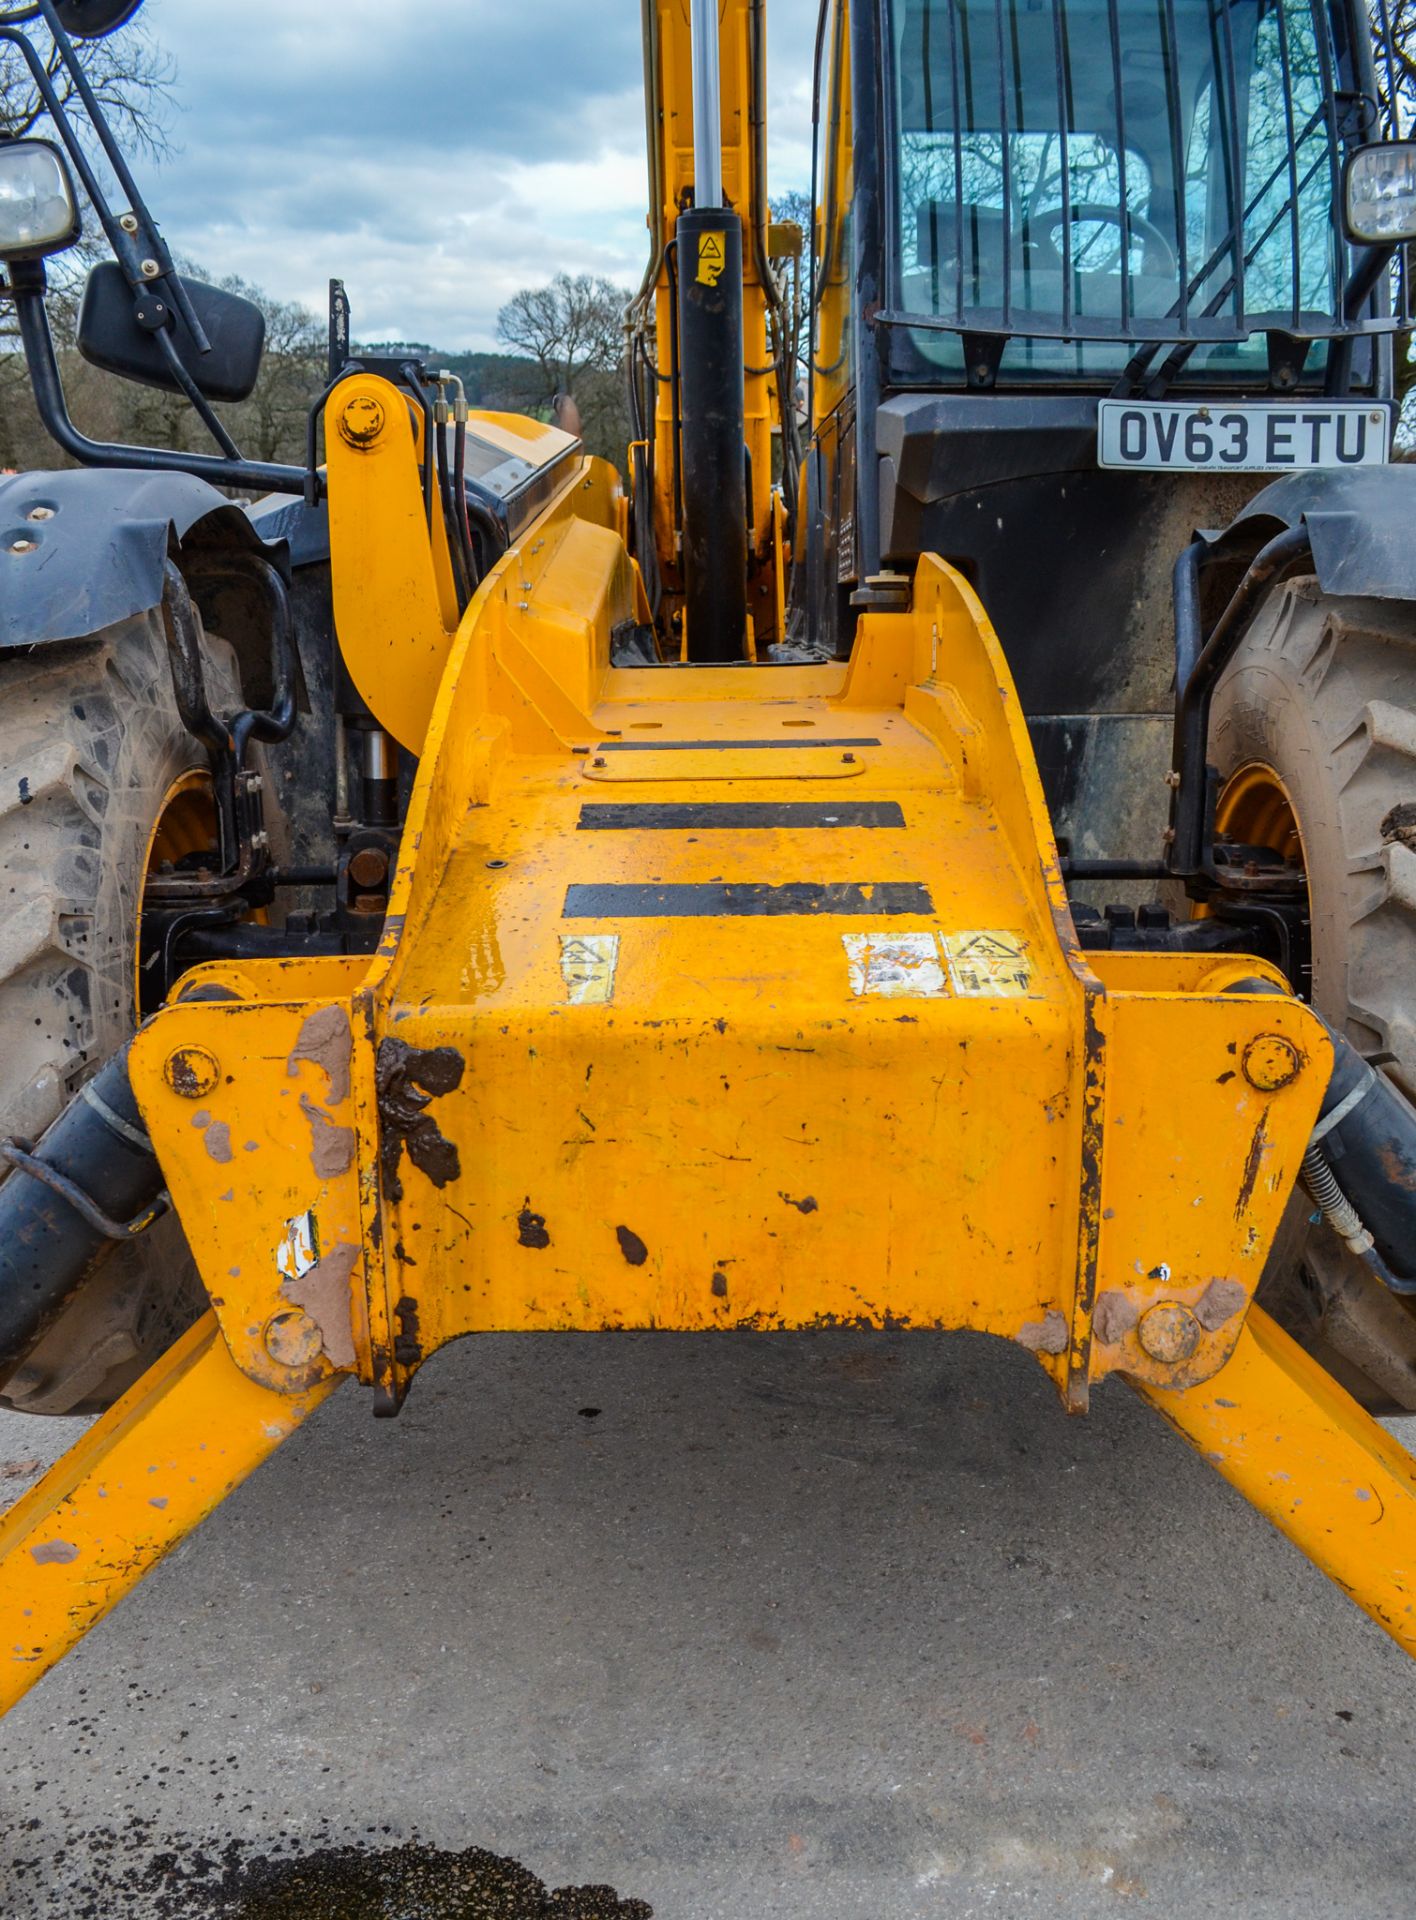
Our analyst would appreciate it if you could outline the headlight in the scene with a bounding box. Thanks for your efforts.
[1344,141,1416,246]
[0,140,80,262]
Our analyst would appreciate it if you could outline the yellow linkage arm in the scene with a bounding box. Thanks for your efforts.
[0,1312,339,1716]
[1135,1306,1416,1657]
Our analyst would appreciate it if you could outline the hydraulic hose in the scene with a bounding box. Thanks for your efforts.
[0,1041,168,1387]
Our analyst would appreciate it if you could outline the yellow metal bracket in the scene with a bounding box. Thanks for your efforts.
[0,1313,338,1717]
[1,457,1412,1716]
[1136,1306,1416,1657]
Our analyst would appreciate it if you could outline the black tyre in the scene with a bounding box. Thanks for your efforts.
[1209,574,1416,1410]
[0,602,241,1414]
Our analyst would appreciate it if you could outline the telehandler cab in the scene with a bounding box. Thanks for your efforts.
[0,0,1415,1715]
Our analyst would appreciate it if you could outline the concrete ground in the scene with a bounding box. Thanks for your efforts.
[0,1326,1413,1918]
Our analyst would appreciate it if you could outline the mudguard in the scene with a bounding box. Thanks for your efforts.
[0,468,284,650]
[1206,462,1416,601]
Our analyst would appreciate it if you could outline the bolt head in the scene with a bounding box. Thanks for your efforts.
[1241,1033,1302,1092]
[140,257,160,278]
[1138,1302,1202,1365]
[26,506,54,522]
[8,539,36,555]
[163,1045,220,1099]
[338,394,386,448]
[264,1309,322,1368]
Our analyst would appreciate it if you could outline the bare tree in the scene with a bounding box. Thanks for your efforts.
[0,15,175,153]
[496,272,631,464]
[215,275,324,464]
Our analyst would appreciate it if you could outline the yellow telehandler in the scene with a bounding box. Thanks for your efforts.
[2,0,1416,1714]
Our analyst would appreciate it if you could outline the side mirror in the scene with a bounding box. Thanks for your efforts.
[51,0,146,35]
[78,260,266,402]
[0,138,81,261]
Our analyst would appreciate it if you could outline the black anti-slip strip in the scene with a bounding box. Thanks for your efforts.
[563,881,933,918]
[576,801,906,831]
[594,737,881,752]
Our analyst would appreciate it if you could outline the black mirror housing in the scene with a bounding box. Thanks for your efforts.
[51,1,146,36]
[77,261,265,403]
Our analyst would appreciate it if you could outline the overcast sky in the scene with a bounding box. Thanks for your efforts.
[120,0,818,350]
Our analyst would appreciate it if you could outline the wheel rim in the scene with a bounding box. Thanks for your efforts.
[136,770,219,1015]
[1215,760,1307,872]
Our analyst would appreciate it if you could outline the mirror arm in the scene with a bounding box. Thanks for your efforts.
[0,14,210,356]
[37,0,211,351]
[149,321,243,459]
[7,266,307,496]
[0,27,146,281]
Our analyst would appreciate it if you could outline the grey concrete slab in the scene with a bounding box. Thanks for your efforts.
[0,1328,1412,1917]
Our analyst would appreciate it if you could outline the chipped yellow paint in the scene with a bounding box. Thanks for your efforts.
[1,390,1385,1713]
[131,531,1325,1417]
[1136,1307,1416,1658]
[0,1314,339,1716]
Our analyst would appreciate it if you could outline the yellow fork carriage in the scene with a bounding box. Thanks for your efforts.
[4,386,1416,1710]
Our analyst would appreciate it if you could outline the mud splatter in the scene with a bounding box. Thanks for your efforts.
[376,1038,464,1203]
[286,1006,353,1106]
[300,1093,356,1179]
[281,1242,360,1369]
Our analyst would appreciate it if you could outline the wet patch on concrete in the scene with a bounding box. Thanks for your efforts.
[17,1832,652,1920]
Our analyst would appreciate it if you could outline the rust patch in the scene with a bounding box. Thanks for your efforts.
[1065,979,1107,1411]
[711,1270,728,1297]
[281,1240,360,1369]
[1195,1276,1247,1330]
[1017,1309,1068,1354]
[1235,1110,1270,1220]
[779,1192,819,1214]
[300,1092,356,1178]
[1092,1290,1139,1346]
[287,1004,353,1105]
[518,1205,550,1249]
[30,1540,78,1565]
[393,1294,422,1367]
[616,1225,648,1265]
[375,1038,464,1203]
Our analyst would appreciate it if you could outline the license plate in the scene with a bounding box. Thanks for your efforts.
[1097,400,1389,472]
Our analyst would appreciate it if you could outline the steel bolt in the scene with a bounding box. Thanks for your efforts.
[8,539,35,555]
[162,1045,220,1100]
[264,1309,322,1368]
[1241,1033,1302,1092]
[140,257,160,278]
[26,506,54,522]
[338,394,386,448]
[1138,1301,1202,1365]
[119,213,139,234]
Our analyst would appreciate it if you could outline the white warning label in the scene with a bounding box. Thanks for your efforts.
[276,1209,318,1281]
[559,932,619,1004]
[941,929,1034,997]
[843,932,948,999]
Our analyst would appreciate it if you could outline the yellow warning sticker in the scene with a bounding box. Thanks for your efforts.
[696,229,726,286]
[559,933,619,1005]
[941,929,1034,997]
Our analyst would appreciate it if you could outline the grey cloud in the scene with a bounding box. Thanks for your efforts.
[73,0,821,346]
